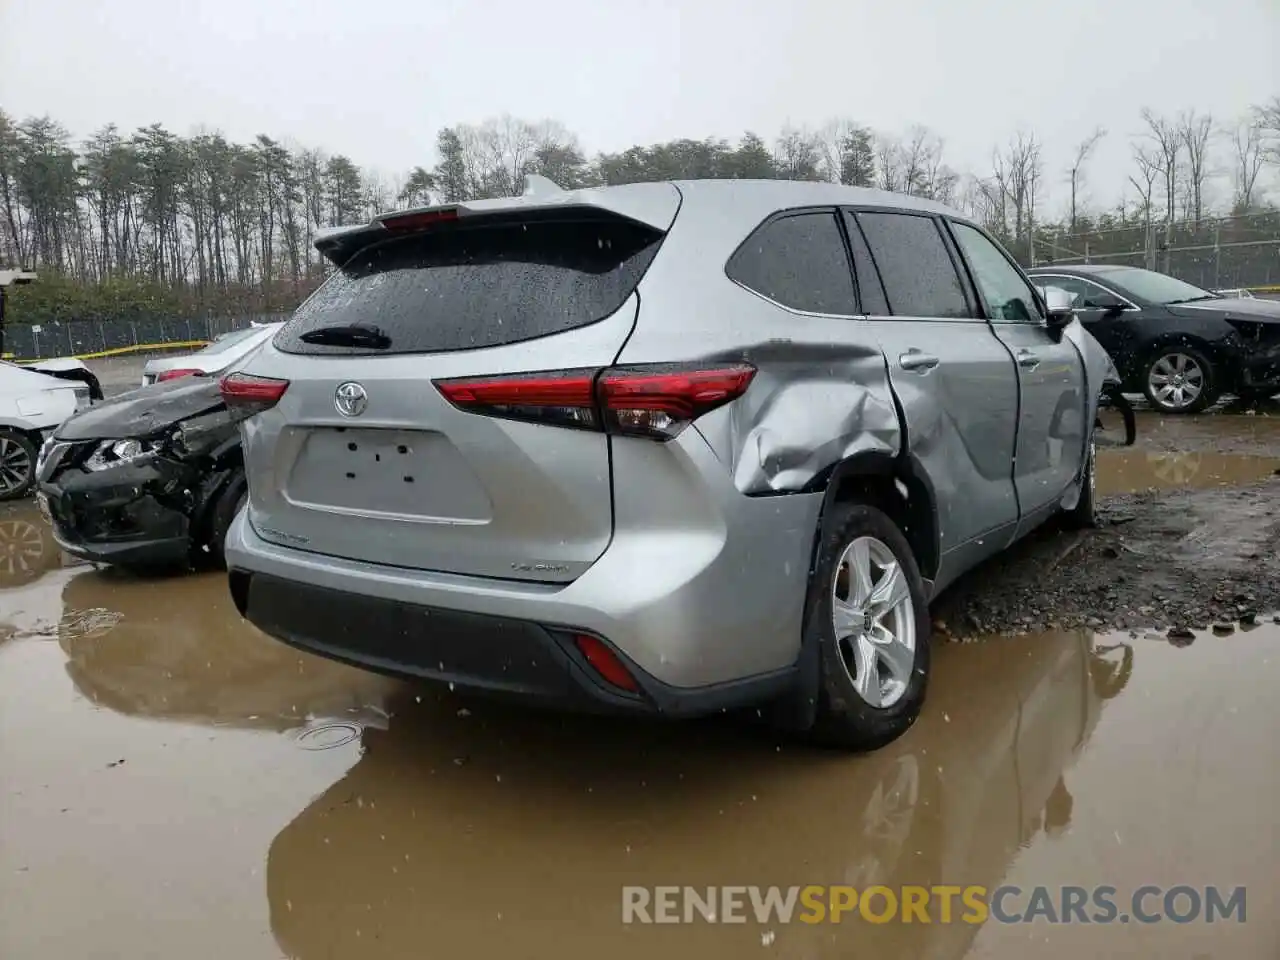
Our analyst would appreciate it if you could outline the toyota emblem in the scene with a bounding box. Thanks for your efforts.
[334,381,368,418]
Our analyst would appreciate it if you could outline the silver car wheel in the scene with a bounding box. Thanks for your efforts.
[1148,353,1205,411]
[0,436,33,495]
[832,535,917,709]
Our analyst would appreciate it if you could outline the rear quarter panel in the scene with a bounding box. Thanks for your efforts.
[620,191,901,494]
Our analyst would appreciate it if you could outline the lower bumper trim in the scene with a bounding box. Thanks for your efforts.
[233,571,800,718]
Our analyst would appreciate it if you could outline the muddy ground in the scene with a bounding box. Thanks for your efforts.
[931,408,1280,641]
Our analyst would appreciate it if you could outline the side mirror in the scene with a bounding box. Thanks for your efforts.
[1042,286,1076,330]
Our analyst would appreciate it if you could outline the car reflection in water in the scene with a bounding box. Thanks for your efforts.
[56,568,395,733]
[0,504,86,643]
[265,630,1134,960]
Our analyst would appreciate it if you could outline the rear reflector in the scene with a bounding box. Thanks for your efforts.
[573,634,640,692]
[156,368,202,382]
[377,209,458,232]
[219,372,290,410]
[433,362,756,440]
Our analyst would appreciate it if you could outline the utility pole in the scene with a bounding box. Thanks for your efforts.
[0,270,38,360]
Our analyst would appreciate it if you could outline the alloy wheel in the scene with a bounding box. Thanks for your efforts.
[0,436,33,496]
[1147,353,1205,411]
[832,536,917,709]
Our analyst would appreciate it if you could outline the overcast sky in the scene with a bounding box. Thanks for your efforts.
[2,0,1276,214]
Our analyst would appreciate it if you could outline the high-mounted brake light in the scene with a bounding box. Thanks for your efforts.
[156,368,201,382]
[433,363,756,440]
[219,372,290,409]
[377,208,459,232]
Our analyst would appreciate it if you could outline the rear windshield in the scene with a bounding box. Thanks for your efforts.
[275,217,664,355]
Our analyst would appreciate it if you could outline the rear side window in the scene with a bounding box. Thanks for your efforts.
[276,217,664,355]
[726,212,857,315]
[855,212,971,319]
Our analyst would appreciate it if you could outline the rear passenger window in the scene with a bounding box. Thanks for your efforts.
[726,212,857,315]
[856,212,971,319]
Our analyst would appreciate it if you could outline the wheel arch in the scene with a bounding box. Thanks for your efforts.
[806,450,940,586]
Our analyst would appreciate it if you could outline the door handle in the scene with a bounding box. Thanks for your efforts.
[1016,349,1041,370]
[899,350,940,373]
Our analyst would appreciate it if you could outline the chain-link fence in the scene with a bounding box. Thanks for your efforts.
[1033,211,1280,292]
[2,312,292,362]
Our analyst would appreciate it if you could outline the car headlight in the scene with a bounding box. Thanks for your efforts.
[36,435,56,472]
[84,438,161,472]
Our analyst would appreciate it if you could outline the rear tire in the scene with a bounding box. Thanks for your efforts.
[203,471,247,569]
[0,429,37,502]
[803,503,931,751]
[1061,439,1097,529]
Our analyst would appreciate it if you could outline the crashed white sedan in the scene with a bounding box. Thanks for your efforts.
[0,360,93,501]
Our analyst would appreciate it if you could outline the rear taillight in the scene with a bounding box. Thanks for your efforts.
[219,372,290,414]
[433,363,756,440]
[156,368,201,382]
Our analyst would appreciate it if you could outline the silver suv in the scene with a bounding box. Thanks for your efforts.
[223,179,1111,750]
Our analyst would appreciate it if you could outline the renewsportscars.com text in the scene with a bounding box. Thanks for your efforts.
[621,884,1247,925]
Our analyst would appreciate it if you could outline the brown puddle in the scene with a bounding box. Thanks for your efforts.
[2,501,1280,959]
[1096,448,1280,495]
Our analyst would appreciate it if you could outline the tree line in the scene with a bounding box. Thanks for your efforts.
[2,98,1277,324]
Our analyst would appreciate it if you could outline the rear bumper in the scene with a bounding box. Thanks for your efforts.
[229,570,798,716]
[224,479,821,711]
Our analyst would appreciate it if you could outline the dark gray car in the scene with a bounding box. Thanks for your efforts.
[221,178,1112,750]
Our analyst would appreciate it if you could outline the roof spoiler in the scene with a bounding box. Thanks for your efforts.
[522,174,565,197]
[312,181,681,267]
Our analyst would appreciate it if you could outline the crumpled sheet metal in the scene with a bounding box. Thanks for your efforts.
[693,342,902,496]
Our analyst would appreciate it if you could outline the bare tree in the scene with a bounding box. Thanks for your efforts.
[1227,115,1266,212]
[993,132,1042,259]
[957,174,1005,233]
[1128,146,1160,229]
[893,126,955,201]
[1257,96,1280,166]
[814,119,852,183]
[1176,110,1213,224]
[867,135,896,193]
[1067,128,1106,233]
[1139,108,1181,226]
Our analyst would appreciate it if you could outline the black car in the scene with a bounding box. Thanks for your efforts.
[35,376,246,570]
[1026,264,1280,414]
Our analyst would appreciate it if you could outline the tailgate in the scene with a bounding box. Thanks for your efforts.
[239,191,679,583]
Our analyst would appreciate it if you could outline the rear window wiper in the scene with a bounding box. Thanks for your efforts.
[298,325,393,349]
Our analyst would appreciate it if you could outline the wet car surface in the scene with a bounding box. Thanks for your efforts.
[3,428,1280,959]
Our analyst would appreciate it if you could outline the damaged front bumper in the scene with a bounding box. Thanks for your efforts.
[38,447,200,566]
[1239,343,1280,394]
[37,415,241,567]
